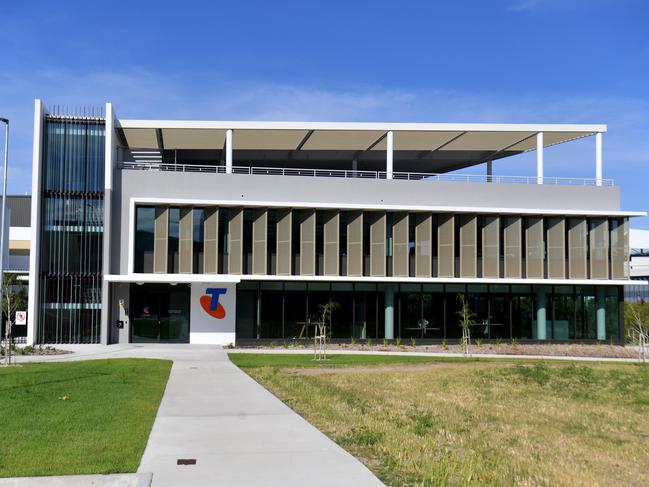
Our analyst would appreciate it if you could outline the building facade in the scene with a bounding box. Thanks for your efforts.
[625,229,649,303]
[26,100,645,345]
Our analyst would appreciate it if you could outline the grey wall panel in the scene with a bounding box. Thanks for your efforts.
[546,217,565,279]
[368,212,386,276]
[460,215,477,278]
[252,208,268,275]
[392,212,409,277]
[568,218,587,279]
[525,217,544,279]
[276,209,292,276]
[347,211,363,277]
[228,207,244,275]
[415,213,432,277]
[203,207,219,274]
[437,214,454,278]
[178,207,193,274]
[482,215,500,278]
[153,206,168,274]
[504,216,522,278]
[116,170,622,275]
[300,209,316,276]
[590,218,609,279]
[323,211,340,276]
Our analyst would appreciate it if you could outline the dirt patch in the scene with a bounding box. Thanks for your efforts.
[242,342,639,359]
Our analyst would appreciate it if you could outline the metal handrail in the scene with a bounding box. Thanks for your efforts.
[119,162,615,186]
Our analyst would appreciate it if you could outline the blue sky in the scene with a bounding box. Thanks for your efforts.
[1,0,648,227]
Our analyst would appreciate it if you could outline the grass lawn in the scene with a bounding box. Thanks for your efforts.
[0,359,171,478]
[230,353,649,486]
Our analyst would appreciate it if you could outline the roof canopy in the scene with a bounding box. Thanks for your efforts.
[117,121,606,173]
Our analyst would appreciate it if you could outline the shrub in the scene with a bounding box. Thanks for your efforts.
[410,337,417,347]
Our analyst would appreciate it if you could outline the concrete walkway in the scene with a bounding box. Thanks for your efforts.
[11,345,384,487]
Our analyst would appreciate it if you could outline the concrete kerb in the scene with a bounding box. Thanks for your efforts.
[0,473,152,487]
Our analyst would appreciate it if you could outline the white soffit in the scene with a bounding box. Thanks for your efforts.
[234,129,308,150]
[162,128,226,149]
[443,131,537,151]
[121,128,158,148]
[371,131,464,151]
[301,130,385,150]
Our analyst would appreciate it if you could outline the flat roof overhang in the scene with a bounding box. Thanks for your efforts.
[117,121,606,173]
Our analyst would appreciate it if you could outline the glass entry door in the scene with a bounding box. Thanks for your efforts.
[131,284,190,343]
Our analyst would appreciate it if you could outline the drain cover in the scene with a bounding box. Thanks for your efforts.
[177,459,197,465]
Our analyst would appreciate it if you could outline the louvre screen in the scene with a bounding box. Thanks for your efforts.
[38,117,105,344]
[437,214,454,277]
[504,217,522,278]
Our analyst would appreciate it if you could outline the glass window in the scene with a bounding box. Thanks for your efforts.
[168,208,180,273]
[605,287,620,341]
[135,207,155,273]
[193,208,204,274]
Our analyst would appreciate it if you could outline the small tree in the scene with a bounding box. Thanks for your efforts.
[456,294,477,357]
[2,273,27,366]
[312,301,341,360]
[626,302,649,363]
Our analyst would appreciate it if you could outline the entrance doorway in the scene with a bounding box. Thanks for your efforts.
[131,284,190,343]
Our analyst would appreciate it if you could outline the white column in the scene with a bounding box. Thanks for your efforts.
[536,132,544,184]
[486,160,493,182]
[386,130,393,179]
[595,132,603,186]
[225,129,233,174]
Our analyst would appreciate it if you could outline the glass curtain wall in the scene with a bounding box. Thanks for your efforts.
[235,282,621,342]
[38,117,105,343]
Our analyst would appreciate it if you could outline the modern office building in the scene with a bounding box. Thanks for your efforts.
[625,229,649,303]
[26,100,645,345]
[1,195,31,340]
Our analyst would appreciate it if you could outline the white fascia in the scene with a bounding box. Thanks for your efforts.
[118,119,608,134]
[128,197,646,218]
[27,99,44,345]
[105,273,241,283]
[236,275,638,286]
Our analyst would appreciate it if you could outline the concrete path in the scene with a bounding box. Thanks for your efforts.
[11,345,384,487]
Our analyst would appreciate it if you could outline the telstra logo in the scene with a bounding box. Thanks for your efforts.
[200,288,227,319]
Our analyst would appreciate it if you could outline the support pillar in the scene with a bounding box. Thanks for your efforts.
[384,285,395,339]
[225,128,233,174]
[386,130,393,180]
[536,132,544,184]
[352,158,358,177]
[595,132,603,187]
[535,287,547,340]
[486,160,493,182]
[596,287,606,340]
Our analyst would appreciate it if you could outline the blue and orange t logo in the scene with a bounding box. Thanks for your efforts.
[200,288,227,319]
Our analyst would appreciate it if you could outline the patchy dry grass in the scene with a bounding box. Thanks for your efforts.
[235,355,649,486]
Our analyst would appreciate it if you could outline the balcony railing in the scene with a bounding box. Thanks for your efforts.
[120,162,614,186]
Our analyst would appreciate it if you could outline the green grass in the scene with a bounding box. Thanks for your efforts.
[0,358,172,478]
[232,353,649,486]
[228,352,482,368]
